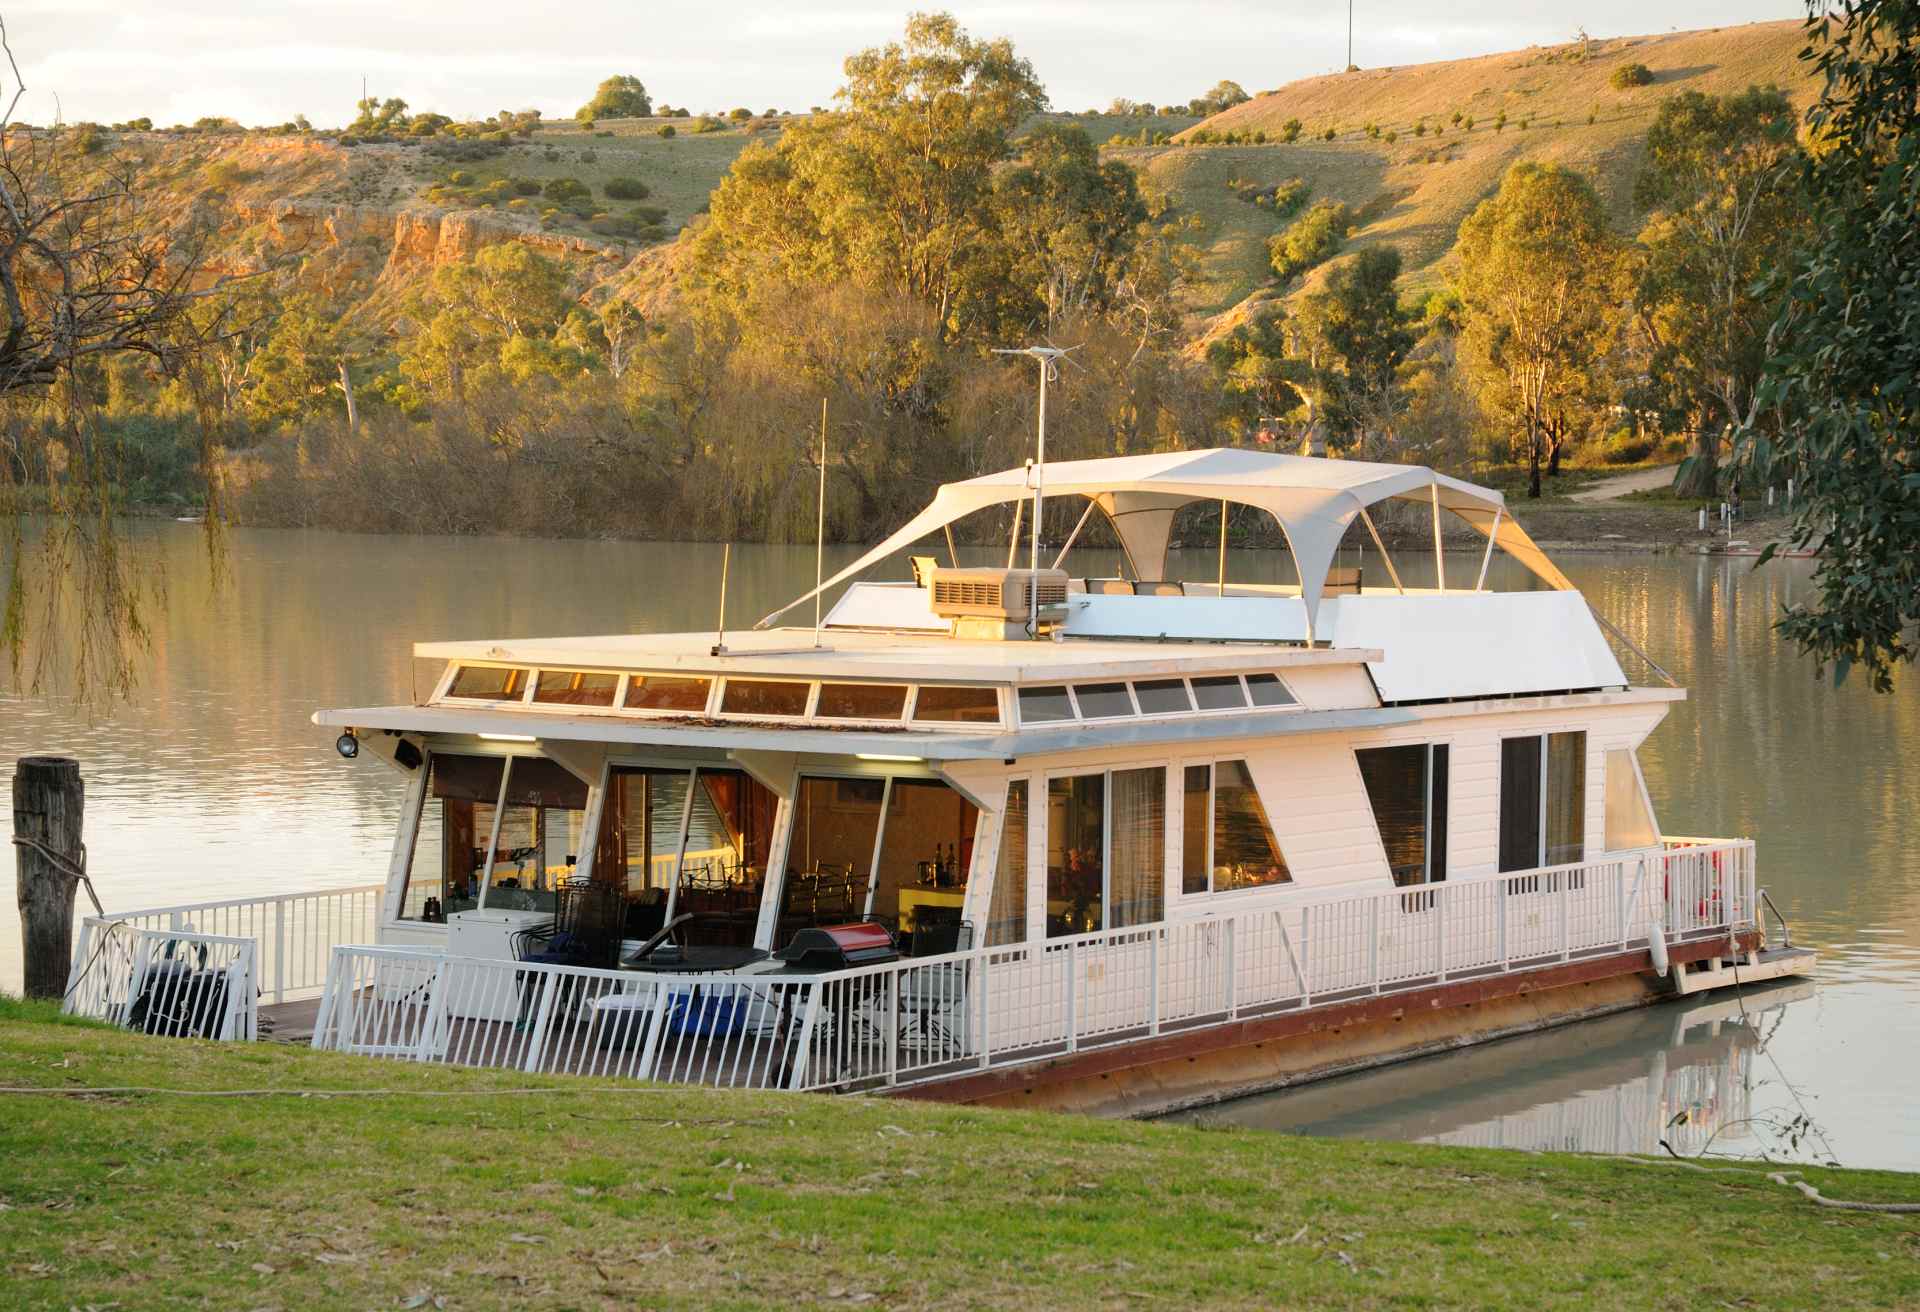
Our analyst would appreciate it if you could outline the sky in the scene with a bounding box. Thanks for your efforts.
[7,1,1802,128]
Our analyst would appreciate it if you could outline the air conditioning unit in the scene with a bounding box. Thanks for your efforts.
[930,567,1069,635]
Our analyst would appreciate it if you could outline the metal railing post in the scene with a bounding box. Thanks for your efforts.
[272,901,287,1006]
[886,971,900,1085]
[977,949,991,1069]
[1368,899,1380,994]
[1065,943,1078,1054]
[521,970,558,1073]
[1225,919,1238,1019]
[635,986,671,1081]
[1498,882,1508,971]
[1148,931,1161,1036]
[1559,873,1571,961]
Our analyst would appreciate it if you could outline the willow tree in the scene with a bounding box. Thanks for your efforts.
[1453,163,1626,498]
[0,19,245,700]
[1634,87,1806,498]
[1737,0,1920,691]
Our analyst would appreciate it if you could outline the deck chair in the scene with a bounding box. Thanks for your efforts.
[898,921,975,1054]
[910,555,940,587]
[1134,580,1185,597]
[1086,577,1135,596]
[1324,566,1363,596]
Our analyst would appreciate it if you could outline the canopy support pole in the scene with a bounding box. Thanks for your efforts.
[1005,499,1023,570]
[942,523,959,569]
[1050,499,1099,571]
[1358,508,1404,594]
[1430,485,1446,593]
[1216,500,1228,596]
[1475,506,1503,592]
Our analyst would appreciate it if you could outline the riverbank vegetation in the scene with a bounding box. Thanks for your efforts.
[0,1002,1914,1310]
[3,7,1915,691]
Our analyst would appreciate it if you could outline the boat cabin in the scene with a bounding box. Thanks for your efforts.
[316,450,1674,972]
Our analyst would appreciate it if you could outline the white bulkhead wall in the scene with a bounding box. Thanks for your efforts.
[942,698,1672,920]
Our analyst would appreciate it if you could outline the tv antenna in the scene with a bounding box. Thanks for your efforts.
[991,345,1079,610]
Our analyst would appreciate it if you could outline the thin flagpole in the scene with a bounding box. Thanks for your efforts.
[814,397,828,647]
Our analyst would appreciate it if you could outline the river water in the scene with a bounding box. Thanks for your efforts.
[2,526,1914,1170]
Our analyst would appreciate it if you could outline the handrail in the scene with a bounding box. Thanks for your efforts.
[308,837,1757,1093]
[1758,887,1792,948]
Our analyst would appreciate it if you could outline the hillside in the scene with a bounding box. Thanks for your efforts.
[1119,20,1814,324]
[93,22,1815,358]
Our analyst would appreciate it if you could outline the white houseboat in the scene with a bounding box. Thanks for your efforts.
[67,450,1813,1114]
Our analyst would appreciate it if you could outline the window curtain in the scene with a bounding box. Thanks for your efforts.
[987,781,1028,947]
[1108,768,1166,928]
[1047,775,1105,937]
[1181,766,1210,895]
[1604,749,1658,850]
[1545,732,1587,865]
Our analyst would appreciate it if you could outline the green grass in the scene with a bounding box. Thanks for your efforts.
[0,1009,1914,1309]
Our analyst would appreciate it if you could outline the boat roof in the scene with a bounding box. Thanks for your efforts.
[413,627,1375,683]
[759,448,1570,634]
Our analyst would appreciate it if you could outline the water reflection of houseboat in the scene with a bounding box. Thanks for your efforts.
[68,452,1815,1111]
[1183,980,1812,1156]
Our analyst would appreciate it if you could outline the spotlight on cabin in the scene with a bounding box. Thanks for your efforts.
[335,731,360,760]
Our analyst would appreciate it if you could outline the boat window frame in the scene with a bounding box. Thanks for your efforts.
[1011,673,1299,728]
[1175,754,1294,901]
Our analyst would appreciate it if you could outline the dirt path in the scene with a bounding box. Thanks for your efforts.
[1568,465,1678,502]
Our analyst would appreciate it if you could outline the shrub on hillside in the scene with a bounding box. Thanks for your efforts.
[693,116,726,134]
[1268,199,1352,281]
[657,124,676,138]
[728,107,752,122]
[1600,427,1656,464]
[543,177,591,203]
[630,205,668,225]
[1281,118,1302,143]
[1610,62,1654,90]
[510,177,543,195]
[1321,126,1337,141]
[604,176,650,200]
[576,74,651,123]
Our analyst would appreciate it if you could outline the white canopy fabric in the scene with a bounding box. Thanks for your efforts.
[756,448,1572,635]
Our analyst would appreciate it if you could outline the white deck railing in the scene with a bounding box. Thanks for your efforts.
[68,884,384,1006]
[307,840,1754,1091]
[64,922,259,1040]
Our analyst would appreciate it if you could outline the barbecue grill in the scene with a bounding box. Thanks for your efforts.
[774,922,899,972]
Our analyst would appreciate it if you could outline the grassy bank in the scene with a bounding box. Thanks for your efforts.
[0,1004,1913,1310]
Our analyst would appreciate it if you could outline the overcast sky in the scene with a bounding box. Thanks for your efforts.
[8,1,1801,128]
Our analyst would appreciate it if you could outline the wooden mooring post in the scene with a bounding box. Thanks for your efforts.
[12,756,85,999]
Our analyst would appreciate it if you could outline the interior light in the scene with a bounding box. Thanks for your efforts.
[855,753,924,763]
[334,732,359,759]
[479,733,536,743]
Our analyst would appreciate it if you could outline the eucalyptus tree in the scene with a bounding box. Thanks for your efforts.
[1633,87,1806,498]
[1737,0,1920,691]
[1452,163,1626,498]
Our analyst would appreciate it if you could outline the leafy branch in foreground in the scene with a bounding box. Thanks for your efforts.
[1737,0,1920,691]
[0,13,254,703]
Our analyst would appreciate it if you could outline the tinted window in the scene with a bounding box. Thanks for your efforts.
[447,665,526,700]
[1133,679,1192,715]
[815,683,908,720]
[625,675,711,713]
[1073,682,1134,719]
[1191,676,1247,710]
[1018,685,1074,723]
[912,685,1001,724]
[1246,673,1296,707]
[720,680,811,717]
[533,670,618,707]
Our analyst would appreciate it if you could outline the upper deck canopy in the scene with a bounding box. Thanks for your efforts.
[757,449,1571,634]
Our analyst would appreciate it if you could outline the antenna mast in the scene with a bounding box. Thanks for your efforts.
[814,397,828,648]
[993,345,1070,627]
